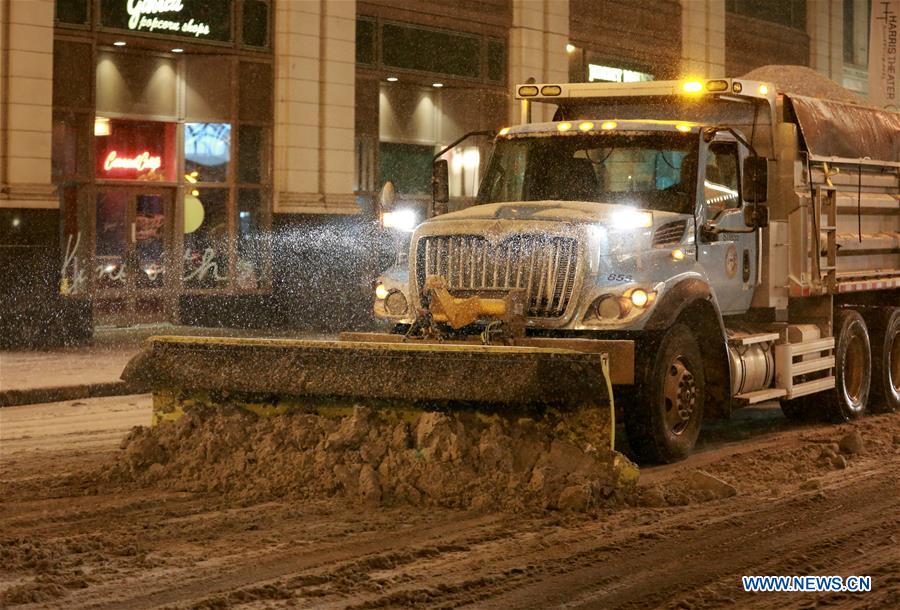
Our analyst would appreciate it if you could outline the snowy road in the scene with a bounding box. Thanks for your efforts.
[1,396,898,609]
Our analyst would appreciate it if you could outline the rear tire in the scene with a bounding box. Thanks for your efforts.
[867,307,900,413]
[625,324,705,464]
[821,309,871,422]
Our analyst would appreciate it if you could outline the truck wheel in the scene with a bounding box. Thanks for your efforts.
[625,324,705,464]
[822,309,871,422]
[867,307,900,413]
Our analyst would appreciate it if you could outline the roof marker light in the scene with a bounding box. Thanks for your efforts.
[732,81,743,93]
[706,79,728,92]
[682,80,703,93]
[578,121,594,132]
[600,120,617,130]
[541,85,562,96]
[758,84,769,95]
[518,85,539,96]
[498,127,510,136]
[557,121,572,132]
[676,123,692,132]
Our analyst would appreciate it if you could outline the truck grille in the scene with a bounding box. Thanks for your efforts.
[416,235,579,318]
[652,220,687,247]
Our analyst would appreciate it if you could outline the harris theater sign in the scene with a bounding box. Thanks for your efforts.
[101,0,232,42]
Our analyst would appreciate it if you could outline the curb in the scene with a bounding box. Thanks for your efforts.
[0,381,146,408]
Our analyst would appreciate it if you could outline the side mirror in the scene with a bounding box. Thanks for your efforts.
[432,159,449,216]
[743,204,769,229]
[742,156,768,204]
[378,181,396,213]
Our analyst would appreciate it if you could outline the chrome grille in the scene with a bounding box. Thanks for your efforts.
[417,235,579,318]
[652,220,687,247]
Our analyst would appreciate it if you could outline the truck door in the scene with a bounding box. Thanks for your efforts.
[697,138,758,314]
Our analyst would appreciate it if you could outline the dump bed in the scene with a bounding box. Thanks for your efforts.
[779,94,899,297]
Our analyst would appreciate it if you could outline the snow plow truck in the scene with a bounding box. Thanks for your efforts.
[124,76,899,467]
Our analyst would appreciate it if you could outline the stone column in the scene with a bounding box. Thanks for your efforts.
[273,0,357,215]
[0,0,56,210]
[680,0,726,78]
[508,0,569,123]
[807,0,843,81]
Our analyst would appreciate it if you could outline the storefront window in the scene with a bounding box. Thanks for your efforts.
[588,64,654,83]
[238,125,267,183]
[134,194,167,288]
[357,18,376,65]
[382,22,481,79]
[183,188,229,288]
[95,190,130,290]
[96,52,177,118]
[52,112,91,180]
[487,39,506,83]
[96,119,177,182]
[379,143,434,196]
[239,61,273,122]
[56,0,89,25]
[185,123,231,183]
[237,189,266,289]
[242,0,270,48]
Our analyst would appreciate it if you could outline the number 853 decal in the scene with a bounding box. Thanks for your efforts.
[606,273,633,283]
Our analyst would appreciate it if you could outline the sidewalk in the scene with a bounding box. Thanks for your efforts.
[0,325,328,407]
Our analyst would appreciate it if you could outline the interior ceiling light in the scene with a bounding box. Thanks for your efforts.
[113,41,126,47]
[432,83,443,88]
[386,76,398,82]
[171,48,184,53]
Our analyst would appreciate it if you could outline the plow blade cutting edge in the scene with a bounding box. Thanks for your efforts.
[121,336,637,484]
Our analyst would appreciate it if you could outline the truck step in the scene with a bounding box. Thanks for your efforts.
[786,376,836,399]
[779,337,835,357]
[791,355,835,376]
[727,332,780,346]
[734,388,788,404]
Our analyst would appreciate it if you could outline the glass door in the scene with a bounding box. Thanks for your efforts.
[94,186,175,325]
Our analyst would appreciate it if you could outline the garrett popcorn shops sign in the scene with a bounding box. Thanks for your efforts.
[100,0,233,42]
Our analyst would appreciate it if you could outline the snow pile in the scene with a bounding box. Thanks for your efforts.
[108,406,635,512]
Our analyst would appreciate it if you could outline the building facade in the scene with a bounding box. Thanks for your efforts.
[0,0,873,345]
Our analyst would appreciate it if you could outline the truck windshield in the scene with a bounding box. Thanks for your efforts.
[477,132,698,214]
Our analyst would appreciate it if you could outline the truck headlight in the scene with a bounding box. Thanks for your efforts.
[384,290,409,315]
[382,208,418,232]
[610,209,653,231]
[630,288,649,307]
[375,283,390,300]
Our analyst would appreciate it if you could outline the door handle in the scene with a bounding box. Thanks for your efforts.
[131,222,136,243]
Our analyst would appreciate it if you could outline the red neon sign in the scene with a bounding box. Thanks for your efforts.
[103,150,163,174]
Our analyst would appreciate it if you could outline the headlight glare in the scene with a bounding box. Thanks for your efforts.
[382,208,418,232]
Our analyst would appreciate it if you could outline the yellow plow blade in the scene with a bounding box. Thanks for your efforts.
[121,335,636,485]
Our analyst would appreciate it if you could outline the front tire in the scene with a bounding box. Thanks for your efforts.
[625,324,705,463]
[867,307,900,413]
[822,309,871,422]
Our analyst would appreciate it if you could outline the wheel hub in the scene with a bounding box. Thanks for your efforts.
[664,358,697,436]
